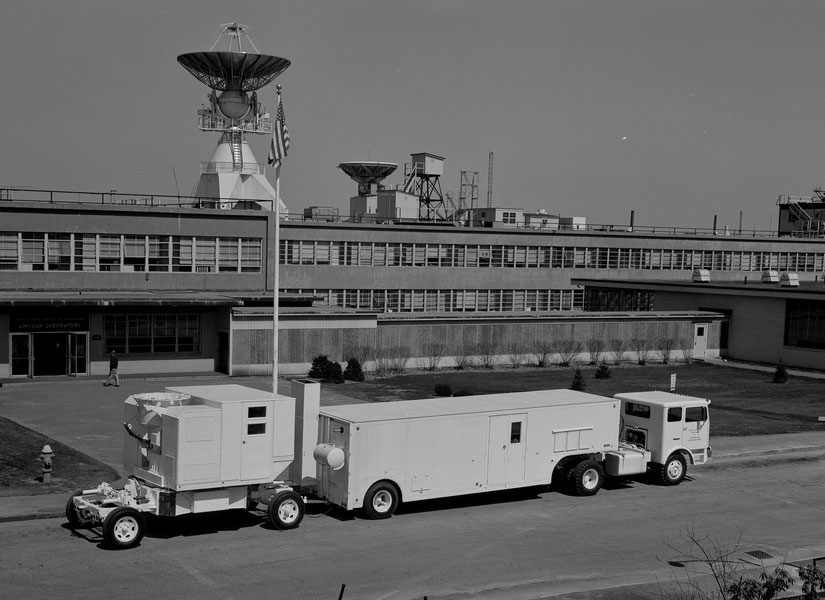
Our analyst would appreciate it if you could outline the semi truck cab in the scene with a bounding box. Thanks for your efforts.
[614,391,711,485]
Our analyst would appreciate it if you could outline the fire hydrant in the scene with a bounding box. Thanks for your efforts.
[38,444,53,484]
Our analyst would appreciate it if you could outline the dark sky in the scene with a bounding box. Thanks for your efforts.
[2,1,824,231]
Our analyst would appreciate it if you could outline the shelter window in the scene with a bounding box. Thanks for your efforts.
[667,408,682,422]
[510,422,522,443]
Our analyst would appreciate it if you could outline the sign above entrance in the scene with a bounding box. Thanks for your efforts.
[11,314,89,332]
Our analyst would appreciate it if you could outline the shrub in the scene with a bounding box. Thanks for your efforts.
[531,340,554,367]
[594,361,612,379]
[343,358,365,382]
[570,367,586,391]
[452,390,473,396]
[434,383,452,397]
[609,338,627,365]
[586,338,605,365]
[772,361,788,384]
[308,354,344,383]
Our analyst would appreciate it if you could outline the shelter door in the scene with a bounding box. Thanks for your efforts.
[488,414,527,487]
[240,402,273,481]
[693,323,708,359]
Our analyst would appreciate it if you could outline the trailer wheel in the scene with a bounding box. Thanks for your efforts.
[65,491,95,528]
[363,482,399,519]
[658,453,687,486]
[267,491,305,530]
[103,507,145,550]
[571,460,604,496]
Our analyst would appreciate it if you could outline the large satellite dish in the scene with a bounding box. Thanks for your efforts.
[339,162,399,197]
[177,52,291,92]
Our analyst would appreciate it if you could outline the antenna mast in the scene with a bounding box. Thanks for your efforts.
[487,151,494,208]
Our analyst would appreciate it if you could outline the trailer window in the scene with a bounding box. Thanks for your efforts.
[685,407,708,423]
[247,423,266,435]
[248,406,266,419]
[510,422,522,443]
[624,402,650,418]
[667,408,682,422]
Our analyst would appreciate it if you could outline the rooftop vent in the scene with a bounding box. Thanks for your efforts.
[780,272,800,287]
[761,270,780,283]
[692,269,710,283]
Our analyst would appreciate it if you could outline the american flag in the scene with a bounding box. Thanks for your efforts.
[267,93,290,166]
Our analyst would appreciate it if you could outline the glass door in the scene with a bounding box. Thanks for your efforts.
[11,334,31,377]
[67,332,88,376]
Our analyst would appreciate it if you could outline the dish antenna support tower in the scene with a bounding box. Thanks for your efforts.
[178,23,291,212]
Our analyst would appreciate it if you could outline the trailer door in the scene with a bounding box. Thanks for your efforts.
[240,402,273,481]
[488,414,526,487]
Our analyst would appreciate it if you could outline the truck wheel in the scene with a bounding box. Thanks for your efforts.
[65,491,94,528]
[363,482,399,519]
[658,453,687,486]
[267,491,304,530]
[103,507,145,550]
[571,460,604,496]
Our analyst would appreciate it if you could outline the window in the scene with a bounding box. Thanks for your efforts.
[104,313,200,353]
[194,237,216,272]
[624,402,651,418]
[685,407,707,423]
[124,236,146,271]
[99,235,121,271]
[785,300,825,350]
[21,233,46,270]
[247,423,266,435]
[240,238,262,272]
[0,233,17,270]
[667,407,682,422]
[248,406,267,419]
[149,236,170,272]
[172,237,193,272]
[510,421,522,443]
[47,234,72,271]
[218,238,239,272]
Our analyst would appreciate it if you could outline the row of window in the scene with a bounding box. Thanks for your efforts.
[0,233,263,273]
[785,300,825,351]
[281,240,825,272]
[286,288,585,312]
[104,313,201,354]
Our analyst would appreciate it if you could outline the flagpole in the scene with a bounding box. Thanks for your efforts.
[273,161,280,396]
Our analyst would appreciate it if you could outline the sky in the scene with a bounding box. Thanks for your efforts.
[2,1,825,231]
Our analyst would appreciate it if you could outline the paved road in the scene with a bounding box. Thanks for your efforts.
[2,452,824,600]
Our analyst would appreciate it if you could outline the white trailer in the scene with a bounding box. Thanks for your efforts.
[66,385,305,549]
[309,387,711,519]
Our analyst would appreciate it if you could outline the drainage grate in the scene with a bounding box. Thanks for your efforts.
[746,550,774,560]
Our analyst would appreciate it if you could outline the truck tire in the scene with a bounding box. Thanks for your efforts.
[571,459,604,496]
[103,507,146,549]
[658,453,687,486]
[65,491,94,528]
[363,482,399,519]
[267,491,304,530]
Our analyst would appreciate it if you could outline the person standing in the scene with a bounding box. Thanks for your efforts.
[105,350,120,387]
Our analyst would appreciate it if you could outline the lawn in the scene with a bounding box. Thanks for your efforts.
[335,362,825,437]
[0,416,119,497]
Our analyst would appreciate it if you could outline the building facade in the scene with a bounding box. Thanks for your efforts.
[1,191,822,378]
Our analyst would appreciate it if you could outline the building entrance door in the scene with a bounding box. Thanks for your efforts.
[11,334,31,377]
[693,323,708,359]
[33,333,68,376]
[67,332,88,376]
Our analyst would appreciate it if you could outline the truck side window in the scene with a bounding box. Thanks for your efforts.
[667,407,682,422]
[624,402,650,418]
[685,407,707,423]
[510,422,522,444]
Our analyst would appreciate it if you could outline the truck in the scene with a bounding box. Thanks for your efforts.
[66,381,711,548]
